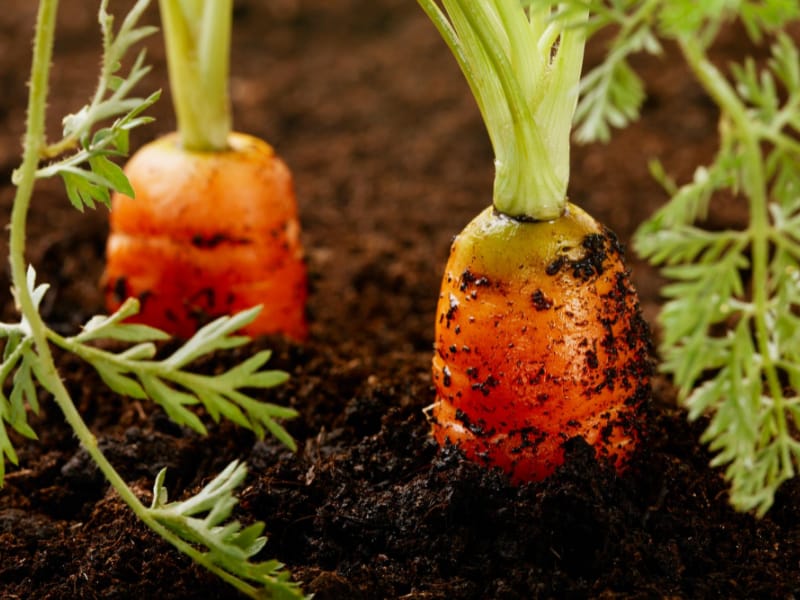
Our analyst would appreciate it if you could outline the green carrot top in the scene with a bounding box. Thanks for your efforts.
[158,0,232,152]
[418,1,587,221]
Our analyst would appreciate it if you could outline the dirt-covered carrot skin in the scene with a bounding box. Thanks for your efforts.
[103,131,307,340]
[431,203,651,482]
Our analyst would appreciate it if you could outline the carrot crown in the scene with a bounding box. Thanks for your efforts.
[417,1,587,221]
[158,0,232,152]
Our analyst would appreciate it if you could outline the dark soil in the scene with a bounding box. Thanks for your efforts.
[1,1,799,599]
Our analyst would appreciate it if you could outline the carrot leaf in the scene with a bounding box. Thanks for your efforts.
[50,303,298,451]
[0,334,38,482]
[148,461,307,599]
[0,267,61,484]
[23,0,160,210]
[74,298,170,344]
[639,19,800,518]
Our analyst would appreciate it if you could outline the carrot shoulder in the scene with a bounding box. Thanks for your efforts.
[104,132,307,339]
[431,204,650,481]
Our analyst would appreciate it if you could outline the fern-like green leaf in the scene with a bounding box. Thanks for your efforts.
[61,304,297,450]
[148,462,307,599]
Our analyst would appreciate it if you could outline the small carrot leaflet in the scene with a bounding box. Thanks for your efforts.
[419,0,652,481]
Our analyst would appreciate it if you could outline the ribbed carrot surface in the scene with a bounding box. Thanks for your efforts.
[104,132,307,340]
[431,203,651,482]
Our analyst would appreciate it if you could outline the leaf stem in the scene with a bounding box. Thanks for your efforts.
[679,38,794,503]
[9,0,55,276]
[49,378,265,598]
[6,0,170,577]
[158,0,232,151]
[10,3,262,595]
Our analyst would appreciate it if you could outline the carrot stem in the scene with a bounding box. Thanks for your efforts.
[158,0,232,151]
[9,0,169,576]
[417,1,587,220]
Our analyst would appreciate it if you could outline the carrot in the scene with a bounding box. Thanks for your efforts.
[419,1,651,481]
[432,204,651,481]
[103,0,307,340]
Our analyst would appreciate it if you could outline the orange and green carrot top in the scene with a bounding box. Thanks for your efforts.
[7,0,304,596]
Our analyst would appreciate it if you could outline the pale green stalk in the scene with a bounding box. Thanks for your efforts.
[158,0,232,151]
[417,0,587,220]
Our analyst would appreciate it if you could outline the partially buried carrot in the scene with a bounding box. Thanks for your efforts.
[419,1,651,482]
[103,0,307,340]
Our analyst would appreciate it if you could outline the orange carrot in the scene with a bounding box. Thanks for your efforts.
[419,1,651,480]
[103,0,307,340]
[104,132,307,339]
[431,204,650,481]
